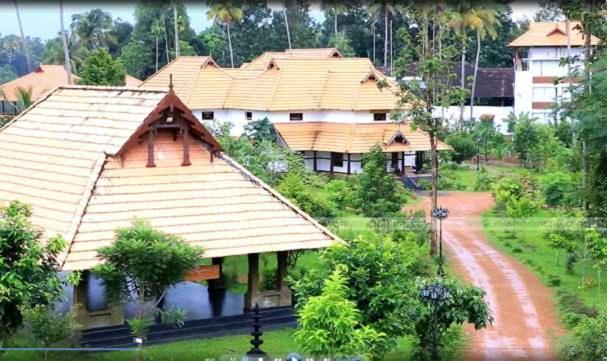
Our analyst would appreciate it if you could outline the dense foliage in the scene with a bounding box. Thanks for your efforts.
[78,48,126,85]
[21,305,80,361]
[0,201,68,347]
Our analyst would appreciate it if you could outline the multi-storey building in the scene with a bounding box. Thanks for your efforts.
[508,21,599,123]
[141,49,450,175]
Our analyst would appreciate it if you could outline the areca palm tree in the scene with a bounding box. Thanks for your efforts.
[321,0,348,34]
[207,2,243,68]
[151,20,164,72]
[59,0,73,84]
[173,3,180,57]
[281,0,292,49]
[3,41,18,63]
[13,0,31,72]
[449,1,500,128]
[368,1,397,68]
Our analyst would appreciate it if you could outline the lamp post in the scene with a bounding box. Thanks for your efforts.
[420,280,451,360]
[431,207,449,277]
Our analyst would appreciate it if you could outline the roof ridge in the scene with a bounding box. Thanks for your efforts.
[59,153,108,268]
[219,153,342,243]
[60,84,168,92]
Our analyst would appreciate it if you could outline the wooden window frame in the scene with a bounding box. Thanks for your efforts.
[331,152,344,168]
[201,111,214,120]
[245,111,253,121]
[289,112,304,121]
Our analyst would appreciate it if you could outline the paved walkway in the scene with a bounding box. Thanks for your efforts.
[410,192,562,361]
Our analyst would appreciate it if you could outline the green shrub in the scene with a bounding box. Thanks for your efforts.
[325,178,357,211]
[541,172,581,208]
[557,290,599,319]
[561,310,607,360]
[474,167,495,191]
[547,274,562,287]
[277,172,336,220]
[21,305,80,361]
[260,266,278,291]
[438,168,466,190]
[445,132,478,164]
[417,179,431,190]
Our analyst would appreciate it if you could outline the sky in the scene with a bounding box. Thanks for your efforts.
[0,1,539,42]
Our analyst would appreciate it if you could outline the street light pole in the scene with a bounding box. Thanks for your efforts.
[431,207,449,277]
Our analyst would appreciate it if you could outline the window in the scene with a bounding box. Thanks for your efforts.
[373,112,387,121]
[201,111,214,120]
[532,87,557,102]
[245,111,253,120]
[289,113,303,121]
[531,60,565,77]
[331,152,344,168]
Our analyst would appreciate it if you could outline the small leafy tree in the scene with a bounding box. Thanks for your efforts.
[543,213,585,273]
[355,144,408,217]
[585,226,607,297]
[561,310,607,361]
[243,117,276,143]
[505,195,538,241]
[412,277,493,361]
[21,305,80,361]
[445,132,477,164]
[327,31,355,57]
[0,201,68,349]
[79,48,126,86]
[295,267,385,359]
[93,219,203,341]
[277,172,336,220]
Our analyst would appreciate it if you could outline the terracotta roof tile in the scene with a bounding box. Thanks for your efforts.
[508,21,600,47]
[0,65,80,102]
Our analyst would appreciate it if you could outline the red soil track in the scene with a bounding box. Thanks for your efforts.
[409,192,562,361]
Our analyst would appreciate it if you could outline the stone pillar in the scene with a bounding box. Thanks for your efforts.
[244,253,260,311]
[276,251,292,306]
[207,257,227,291]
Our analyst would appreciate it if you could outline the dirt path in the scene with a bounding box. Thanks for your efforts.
[409,192,562,361]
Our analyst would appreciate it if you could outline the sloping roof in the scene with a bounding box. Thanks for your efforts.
[274,122,451,154]
[405,63,513,98]
[141,53,402,111]
[124,75,142,87]
[0,85,339,270]
[0,65,80,102]
[508,21,600,47]
[242,48,343,70]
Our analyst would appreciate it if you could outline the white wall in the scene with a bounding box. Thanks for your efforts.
[193,109,388,136]
[303,151,416,174]
[434,106,514,134]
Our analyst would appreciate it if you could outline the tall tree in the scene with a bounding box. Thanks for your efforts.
[79,48,125,86]
[173,3,180,57]
[13,0,31,72]
[151,20,164,72]
[59,0,73,84]
[207,1,243,68]
[322,0,348,34]
[70,9,116,51]
[369,1,396,68]
[468,5,501,121]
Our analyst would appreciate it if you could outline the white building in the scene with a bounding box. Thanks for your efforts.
[508,22,599,123]
[140,49,450,175]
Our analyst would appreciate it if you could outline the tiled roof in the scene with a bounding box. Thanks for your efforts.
[508,21,600,47]
[124,75,142,87]
[0,65,80,102]
[242,48,343,70]
[274,122,451,154]
[140,50,403,111]
[0,85,339,270]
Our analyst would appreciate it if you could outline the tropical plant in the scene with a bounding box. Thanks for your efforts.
[151,19,164,72]
[277,172,336,220]
[328,31,355,57]
[70,8,117,51]
[294,267,385,359]
[560,309,607,361]
[78,48,125,86]
[543,213,585,273]
[412,277,493,360]
[0,201,68,349]
[21,305,80,361]
[585,226,607,297]
[93,219,203,341]
[321,0,348,34]
[207,1,244,68]
[355,144,408,217]
[368,1,398,68]
[119,41,154,80]
[14,86,32,112]
[281,0,292,49]
[445,132,477,164]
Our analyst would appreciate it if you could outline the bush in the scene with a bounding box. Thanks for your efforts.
[474,167,495,191]
[21,305,80,361]
[547,274,562,287]
[445,133,478,164]
[557,290,599,319]
[260,266,278,291]
[541,172,581,208]
[325,178,357,211]
[438,168,466,190]
[277,172,336,220]
[561,310,607,360]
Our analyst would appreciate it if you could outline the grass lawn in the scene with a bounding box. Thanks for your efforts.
[4,330,419,361]
[482,208,605,310]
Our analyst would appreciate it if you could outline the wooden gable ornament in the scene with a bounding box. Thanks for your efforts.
[117,74,223,167]
[385,128,408,146]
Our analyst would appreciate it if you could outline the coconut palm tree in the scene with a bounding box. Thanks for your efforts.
[281,0,292,49]
[468,7,500,121]
[151,20,164,72]
[206,1,243,68]
[70,8,116,51]
[321,0,348,34]
[59,0,73,84]
[13,0,31,72]
[14,86,32,112]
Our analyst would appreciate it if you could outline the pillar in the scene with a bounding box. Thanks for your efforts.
[244,253,261,311]
[72,271,90,328]
[276,251,292,306]
[208,257,227,317]
[207,257,227,291]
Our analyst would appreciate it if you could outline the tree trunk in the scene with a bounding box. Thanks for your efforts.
[164,15,170,63]
[227,23,234,68]
[384,6,388,68]
[390,20,393,75]
[155,36,159,72]
[372,25,376,64]
[282,1,292,49]
[14,0,31,73]
[173,4,179,58]
[334,10,337,34]
[59,0,72,84]
[459,37,466,130]
[470,30,481,122]
[430,132,438,256]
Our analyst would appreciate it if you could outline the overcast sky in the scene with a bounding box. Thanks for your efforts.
[0,1,540,41]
